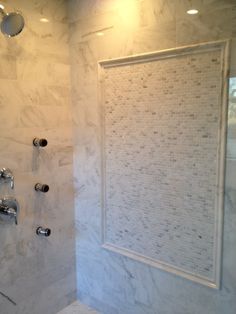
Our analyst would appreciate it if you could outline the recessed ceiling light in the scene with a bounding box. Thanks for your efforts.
[187,9,199,15]
[0,4,5,9]
[96,32,104,36]
[40,18,49,23]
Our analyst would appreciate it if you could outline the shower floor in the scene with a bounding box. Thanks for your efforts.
[57,301,99,314]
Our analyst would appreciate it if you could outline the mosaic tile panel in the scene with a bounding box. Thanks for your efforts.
[100,45,226,285]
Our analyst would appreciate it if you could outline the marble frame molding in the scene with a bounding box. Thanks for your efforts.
[98,40,230,289]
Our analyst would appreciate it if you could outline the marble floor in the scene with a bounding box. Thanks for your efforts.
[57,301,99,314]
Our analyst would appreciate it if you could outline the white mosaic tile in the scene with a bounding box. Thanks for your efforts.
[101,45,226,285]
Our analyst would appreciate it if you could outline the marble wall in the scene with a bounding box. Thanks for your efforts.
[69,0,236,314]
[0,1,76,313]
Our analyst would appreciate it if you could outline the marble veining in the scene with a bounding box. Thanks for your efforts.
[0,1,236,314]
[0,1,76,314]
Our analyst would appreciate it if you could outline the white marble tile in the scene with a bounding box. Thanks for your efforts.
[176,0,235,46]
[0,0,236,314]
[0,55,17,79]
[0,1,75,314]
[69,1,236,314]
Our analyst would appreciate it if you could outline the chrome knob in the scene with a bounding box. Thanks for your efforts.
[35,183,49,193]
[36,227,51,237]
[33,138,48,147]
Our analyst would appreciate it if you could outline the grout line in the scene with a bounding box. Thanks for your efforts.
[0,291,17,306]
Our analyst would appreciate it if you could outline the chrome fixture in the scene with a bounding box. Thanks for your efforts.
[0,5,24,37]
[35,183,49,193]
[36,226,51,237]
[0,168,14,189]
[33,138,48,147]
[0,197,19,224]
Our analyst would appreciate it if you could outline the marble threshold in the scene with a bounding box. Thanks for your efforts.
[57,301,99,314]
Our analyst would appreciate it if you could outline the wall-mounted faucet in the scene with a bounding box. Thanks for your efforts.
[0,197,19,224]
[0,168,14,189]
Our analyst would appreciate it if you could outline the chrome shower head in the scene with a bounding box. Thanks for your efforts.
[0,6,24,37]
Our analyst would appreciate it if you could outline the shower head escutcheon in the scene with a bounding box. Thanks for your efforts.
[0,6,24,37]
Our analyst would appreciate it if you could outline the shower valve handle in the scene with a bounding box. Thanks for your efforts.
[35,183,49,193]
[0,197,19,225]
[36,227,51,237]
[0,168,14,189]
[33,138,48,147]
[0,206,18,224]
